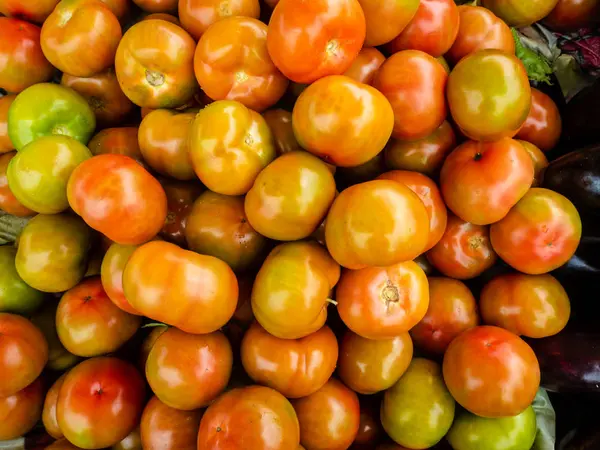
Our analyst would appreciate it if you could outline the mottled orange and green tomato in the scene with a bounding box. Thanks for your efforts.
[518,140,548,186]
[179,0,261,40]
[343,47,386,85]
[0,0,60,24]
[101,243,143,315]
[483,0,559,27]
[358,0,420,46]
[0,152,34,217]
[88,127,143,161]
[0,377,43,441]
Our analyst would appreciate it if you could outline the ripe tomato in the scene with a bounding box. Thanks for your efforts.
[343,47,385,85]
[140,396,203,450]
[179,0,261,40]
[45,439,83,450]
[440,139,534,225]
[194,17,288,112]
[490,188,582,274]
[483,0,559,26]
[325,180,430,269]
[241,323,338,398]
[390,0,460,57]
[262,109,302,155]
[353,402,384,449]
[0,18,53,94]
[67,154,167,245]
[42,374,65,439]
[88,127,143,161]
[124,240,239,333]
[373,50,447,141]
[544,0,600,30]
[292,75,394,167]
[160,179,203,246]
[293,379,360,450]
[0,95,15,154]
[410,277,479,354]
[115,20,197,109]
[267,0,366,84]
[519,140,548,187]
[133,0,177,12]
[0,0,60,23]
[447,6,515,65]
[0,377,43,440]
[198,385,300,450]
[0,152,34,217]
[0,247,43,315]
[378,170,448,251]
[186,191,269,272]
[515,87,562,152]
[41,0,121,77]
[57,357,145,449]
[101,243,143,315]
[336,152,386,187]
[443,326,540,418]
[358,0,419,46]
[426,214,497,280]
[101,0,130,19]
[448,50,531,141]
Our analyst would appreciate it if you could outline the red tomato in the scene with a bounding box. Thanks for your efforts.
[133,0,177,12]
[358,0,420,46]
[373,50,448,141]
[353,402,384,449]
[515,87,562,152]
[179,0,261,40]
[343,47,385,85]
[443,326,540,418]
[100,242,143,315]
[0,95,15,154]
[410,277,479,354]
[67,154,167,245]
[336,261,428,339]
[0,377,43,440]
[262,109,302,155]
[42,374,66,440]
[0,152,35,217]
[544,0,600,30]
[519,140,548,187]
[0,18,54,93]
[88,127,143,162]
[266,0,366,84]
[490,188,582,274]
[0,0,60,23]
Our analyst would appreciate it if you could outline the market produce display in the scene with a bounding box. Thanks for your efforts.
[0,0,599,449]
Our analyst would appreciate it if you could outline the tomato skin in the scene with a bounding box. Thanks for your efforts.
[179,0,261,40]
[251,241,340,339]
[544,0,600,30]
[241,323,338,398]
[88,127,143,162]
[267,0,366,84]
[353,403,384,449]
[325,180,430,269]
[263,109,302,155]
[490,188,582,274]
[293,379,360,450]
[134,0,177,12]
[515,88,562,152]
[100,243,143,315]
[160,179,203,247]
[410,277,479,355]
[483,0,559,26]
[518,140,548,187]
[0,0,60,23]
[0,152,34,217]
[0,377,43,440]
[373,50,448,141]
[0,95,15,154]
[124,240,239,334]
[197,385,300,450]
[358,0,420,46]
[343,47,385,85]
[194,17,288,112]
[45,439,84,450]
[43,374,65,440]
[0,246,44,314]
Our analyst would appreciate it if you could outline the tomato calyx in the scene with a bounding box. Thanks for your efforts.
[145,70,165,87]
[468,235,483,250]
[473,152,483,161]
[381,280,400,307]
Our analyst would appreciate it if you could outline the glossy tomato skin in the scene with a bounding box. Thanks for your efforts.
[251,241,340,339]
[483,0,559,26]
[373,50,448,141]
[358,0,419,46]
[0,18,53,94]
[45,439,84,450]
[115,20,197,109]
[293,379,360,450]
[0,246,44,314]
[0,0,60,23]
[515,88,562,152]
[100,243,143,315]
[197,385,300,450]
[262,109,302,155]
[292,75,394,167]
[440,139,534,225]
[0,377,43,440]
[134,0,177,12]
[124,241,239,334]
[343,47,385,85]
[325,180,430,269]
[113,429,142,450]
[42,374,65,439]
[490,188,582,274]
[179,0,260,40]
[88,127,143,161]
[67,154,167,245]
[241,323,338,398]
[267,0,366,84]
[245,151,336,241]
[0,152,34,217]
[194,17,288,112]
[160,180,203,246]
[0,95,15,154]
[353,402,384,449]
[544,0,600,30]
[519,140,548,187]
[410,277,479,355]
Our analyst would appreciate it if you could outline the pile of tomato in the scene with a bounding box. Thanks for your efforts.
[0,0,591,448]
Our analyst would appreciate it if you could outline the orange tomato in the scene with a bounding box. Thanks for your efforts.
[515,87,562,152]
[133,0,177,12]
[0,377,43,440]
[42,374,65,440]
[266,0,366,84]
[143,12,180,23]
[100,0,130,19]
[88,127,143,162]
[0,95,15,154]
[194,17,288,112]
[518,140,548,187]
[0,0,60,23]
[101,243,143,315]
[263,109,303,155]
[0,152,34,217]
[358,0,420,46]
[343,47,385,85]
[179,0,261,40]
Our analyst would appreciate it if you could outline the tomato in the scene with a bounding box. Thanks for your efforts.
[134,0,177,12]
[262,109,302,155]
[293,379,360,450]
[232,275,255,325]
[138,109,196,180]
[267,0,366,84]
[390,0,460,57]
[443,326,540,418]
[87,128,142,163]
[336,152,386,187]
[124,240,238,334]
[518,140,548,187]
[57,357,145,449]
[410,277,479,355]
[101,0,130,19]
[490,188,582,274]
[179,0,260,40]
[447,6,515,65]
[358,0,419,46]
[115,20,197,109]
[515,87,562,152]
[160,179,203,246]
[241,323,338,398]
[189,100,275,195]
[138,326,167,372]
[43,375,65,440]
[544,0,600,30]
[0,377,43,440]
[45,439,83,450]
[426,214,497,280]
[373,50,447,141]
[342,47,385,86]
[252,241,340,339]
[378,170,448,251]
[0,95,15,154]
[140,396,203,450]
[67,154,167,245]
[143,12,180,23]
[0,0,60,23]
[483,0,559,26]
[382,358,455,449]
[100,243,143,315]
[114,429,142,450]
[16,214,92,293]
[8,136,92,214]
[186,191,269,273]
[384,121,456,176]
[0,152,33,217]
[353,402,384,449]
[194,17,288,112]
[0,246,43,314]
[325,180,430,269]
[8,83,96,150]
[292,75,394,167]
[440,139,534,225]
[0,18,54,94]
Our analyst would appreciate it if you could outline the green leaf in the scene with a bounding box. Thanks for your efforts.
[532,388,556,450]
[512,28,554,85]
[0,212,33,245]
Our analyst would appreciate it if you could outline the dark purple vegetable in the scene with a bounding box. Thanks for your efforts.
[559,79,600,153]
